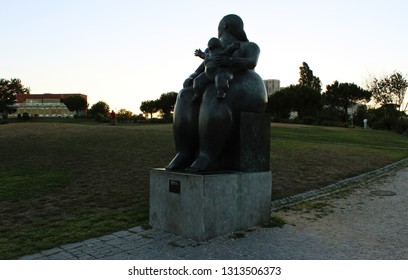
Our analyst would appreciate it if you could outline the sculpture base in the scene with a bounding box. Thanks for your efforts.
[149,169,272,241]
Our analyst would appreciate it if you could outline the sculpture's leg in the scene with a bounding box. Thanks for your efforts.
[186,95,233,172]
[215,71,233,99]
[165,87,199,170]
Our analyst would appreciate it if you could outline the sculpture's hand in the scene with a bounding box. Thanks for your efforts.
[214,54,231,67]
[194,49,205,59]
[183,62,204,88]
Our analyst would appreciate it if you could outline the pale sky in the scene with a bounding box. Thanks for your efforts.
[1,0,407,114]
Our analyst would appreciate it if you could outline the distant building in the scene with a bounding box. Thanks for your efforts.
[11,93,87,117]
[263,79,280,96]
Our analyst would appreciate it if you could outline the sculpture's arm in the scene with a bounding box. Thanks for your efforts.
[215,42,259,71]
[183,62,205,88]
[223,41,240,55]
[194,49,205,59]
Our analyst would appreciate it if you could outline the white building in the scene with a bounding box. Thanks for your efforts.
[263,79,280,96]
[10,93,87,117]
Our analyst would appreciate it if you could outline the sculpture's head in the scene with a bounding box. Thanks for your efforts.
[207,37,222,51]
[218,14,248,42]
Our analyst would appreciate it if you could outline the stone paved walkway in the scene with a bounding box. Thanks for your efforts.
[21,165,408,260]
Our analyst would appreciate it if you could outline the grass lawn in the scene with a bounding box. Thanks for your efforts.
[1,121,407,259]
[270,123,408,198]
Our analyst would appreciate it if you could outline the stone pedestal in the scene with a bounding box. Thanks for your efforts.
[219,112,271,172]
[149,169,272,241]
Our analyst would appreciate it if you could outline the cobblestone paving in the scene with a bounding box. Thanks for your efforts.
[21,166,408,260]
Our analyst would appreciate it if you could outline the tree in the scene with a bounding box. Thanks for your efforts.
[368,71,408,113]
[323,81,371,121]
[291,84,322,119]
[90,101,110,118]
[140,91,177,120]
[116,108,134,123]
[157,92,177,120]
[0,78,30,115]
[267,84,321,120]
[267,90,291,119]
[62,95,88,116]
[140,100,159,119]
[298,62,322,93]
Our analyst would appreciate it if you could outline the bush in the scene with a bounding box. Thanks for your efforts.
[94,112,106,122]
[396,118,408,134]
[302,116,317,125]
[317,107,343,125]
[370,120,386,130]
[132,114,146,123]
[383,118,394,130]
[22,112,30,121]
[369,117,408,133]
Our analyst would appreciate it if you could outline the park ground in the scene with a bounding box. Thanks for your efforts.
[0,121,408,259]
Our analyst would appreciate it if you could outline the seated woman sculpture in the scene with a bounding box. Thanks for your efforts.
[166,14,268,172]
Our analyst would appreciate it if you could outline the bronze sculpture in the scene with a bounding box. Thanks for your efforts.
[166,14,268,172]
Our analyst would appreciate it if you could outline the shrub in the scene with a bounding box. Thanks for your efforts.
[371,120,386,130]
[94,112,106,122]
[396,118,408,134]
[22,112,30,121]
[132,114,146,123]
[302,116,317,125]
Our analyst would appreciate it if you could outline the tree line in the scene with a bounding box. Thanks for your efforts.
[267,62,408,133]
[139,92,178,120]
[2,64,407,132]
[0,78,177,123]
[81,91,178,122]
[68,99,146,123]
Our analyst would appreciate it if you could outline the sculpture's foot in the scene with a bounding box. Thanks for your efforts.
[165,153,191,170]
[185,155,210,173]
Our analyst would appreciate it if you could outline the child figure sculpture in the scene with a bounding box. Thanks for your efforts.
[192,37,240,102]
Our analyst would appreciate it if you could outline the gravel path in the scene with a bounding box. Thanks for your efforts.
[21,165,408,260]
